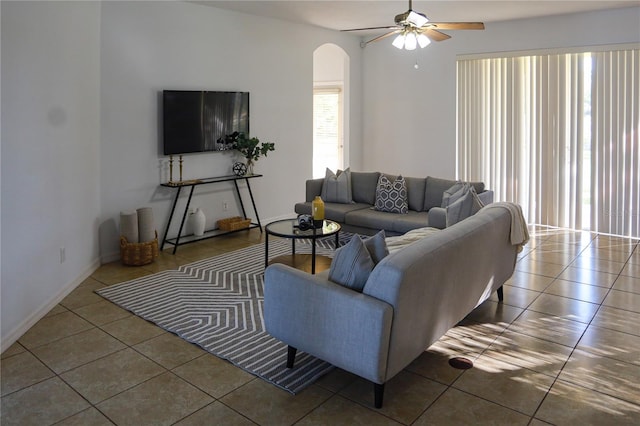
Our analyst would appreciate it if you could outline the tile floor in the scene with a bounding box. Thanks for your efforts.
[2,226,640,425]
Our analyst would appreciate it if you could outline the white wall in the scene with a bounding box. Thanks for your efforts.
[98,1,363,260]
[361,6,640,179]
[1,1,101,346]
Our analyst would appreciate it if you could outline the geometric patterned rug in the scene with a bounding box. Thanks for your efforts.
[96,233,354,394]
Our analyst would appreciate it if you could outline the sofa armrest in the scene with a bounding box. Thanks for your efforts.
[478,189,494,205]
[427,207,447,229]
[264,264,393,383]
[305,178,324,202]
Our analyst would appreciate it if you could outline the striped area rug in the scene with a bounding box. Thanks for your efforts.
[97,233,354,394]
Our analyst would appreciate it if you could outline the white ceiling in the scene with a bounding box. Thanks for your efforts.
[194,1,640,35]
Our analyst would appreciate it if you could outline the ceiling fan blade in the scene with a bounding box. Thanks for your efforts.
[422,29,451,42]
[425,22,485,30]
[364,29,401,46]
[341,26,401,32]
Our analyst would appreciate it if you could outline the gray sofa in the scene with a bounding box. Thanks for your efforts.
[294,172,493,235]
[264,206,519,408]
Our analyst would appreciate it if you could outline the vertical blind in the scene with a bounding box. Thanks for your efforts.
[457,46,639,238]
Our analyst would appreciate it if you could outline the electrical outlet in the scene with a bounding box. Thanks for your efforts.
[223,201,228,211]
[60,247,66,263]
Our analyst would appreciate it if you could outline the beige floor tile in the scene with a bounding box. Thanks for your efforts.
[535,379,640,426]
[524,250,576,266]
[91,262,151,286]
[462,299,524,326]
[339,371,447,424]
[613,275,640,295]
[589,238,637,253]
[1,341,26,359]
[441,322,504,353]
[507,310,588,347]
[18,311,94,349]
[61,348,165,404]
[406,347,479,386]
[97,372,213,426]
[133,332,206,369]
[452,355,555,416]
[414,387,530,425]
[570,255,626,274]
[1,351,54,397]
[175,401,255,426]
[314,368,359,393]
[172,353,255,398]
[622,262,640,278]
[44,303,69,318]
[169,243,225,262]
[221,379,331,425]
[535,242,584,255]
[488,285,541,308]
[543,279,610,304]
[73,299,131,326]
[31,327,126,374]
[527,293,599,323]
[577,325,640,366]
[558,349,640,405]
[298,394,402,426]
[580,246,633,263]
[55,406,115,426]
[515,259,566,278]
[556,266,618,288]
[505,270,554,292]
[603,289,640,313]
[101,314,165,345]
[544,231,594,245]
[145,251,193,272]
[60,278,106,310]
[483,330,572,377]
[592,306,640,337]
[0,377,89,426]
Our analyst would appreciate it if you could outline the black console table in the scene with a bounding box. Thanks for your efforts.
[160,174,262,254]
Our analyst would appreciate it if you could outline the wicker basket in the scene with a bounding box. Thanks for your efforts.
[120,231,159,266]
[218,216,251,231]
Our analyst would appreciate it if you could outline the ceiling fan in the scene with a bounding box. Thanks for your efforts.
[341,0,484,50]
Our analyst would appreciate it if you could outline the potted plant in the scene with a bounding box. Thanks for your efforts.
[229,132,275,175]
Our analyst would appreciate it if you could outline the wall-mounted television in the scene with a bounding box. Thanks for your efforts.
[162,90,249,155]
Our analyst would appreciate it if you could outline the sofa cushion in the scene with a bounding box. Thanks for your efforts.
[405,177,426,212]
[351,171,380,205]
[295,202,369,223]
[391,211,430,234]
[363,230,389,265]
[321,168,353,203]
[328,234,375,292]
[375,175,408,214]
[344,208,396,232]
[424,177,486,211]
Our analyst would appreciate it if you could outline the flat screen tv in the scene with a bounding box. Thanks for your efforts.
[162,90,249,155]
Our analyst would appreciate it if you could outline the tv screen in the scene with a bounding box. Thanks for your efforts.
[162,90,249,155]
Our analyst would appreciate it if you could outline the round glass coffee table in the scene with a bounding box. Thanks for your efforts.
[265,219,341,274]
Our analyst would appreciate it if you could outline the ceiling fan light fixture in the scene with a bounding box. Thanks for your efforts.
[417,33,431,48]
[407,10,429,27]
[404,32,417,50]
[392,33,406,49]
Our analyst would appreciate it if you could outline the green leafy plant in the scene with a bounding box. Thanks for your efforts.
[229,132,275,162]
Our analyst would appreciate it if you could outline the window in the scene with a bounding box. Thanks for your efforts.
[313,86,343,178]
[457,45,639,238]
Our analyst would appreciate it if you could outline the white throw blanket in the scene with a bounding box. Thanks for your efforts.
[385,227,442,254]
[482,202,530,252]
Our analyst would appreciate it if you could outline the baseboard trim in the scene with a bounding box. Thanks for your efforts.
[1,258,101,351]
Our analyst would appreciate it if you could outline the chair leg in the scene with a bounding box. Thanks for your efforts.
[287,346,297,368]
[497,286,504,302]
[374,383,385,409]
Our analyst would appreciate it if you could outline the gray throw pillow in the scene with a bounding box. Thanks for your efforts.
[446,187,484,226]
[363,230,388,265]
[328,235,375,292]
[441,182,468,208]
[374,175,409,214]
[321,168,353,204]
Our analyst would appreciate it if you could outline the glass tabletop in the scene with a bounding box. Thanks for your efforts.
[265,219,340,238]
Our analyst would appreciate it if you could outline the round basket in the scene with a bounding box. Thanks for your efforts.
[120,231,159,266]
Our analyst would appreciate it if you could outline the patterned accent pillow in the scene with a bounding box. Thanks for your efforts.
[374,175,409,214]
